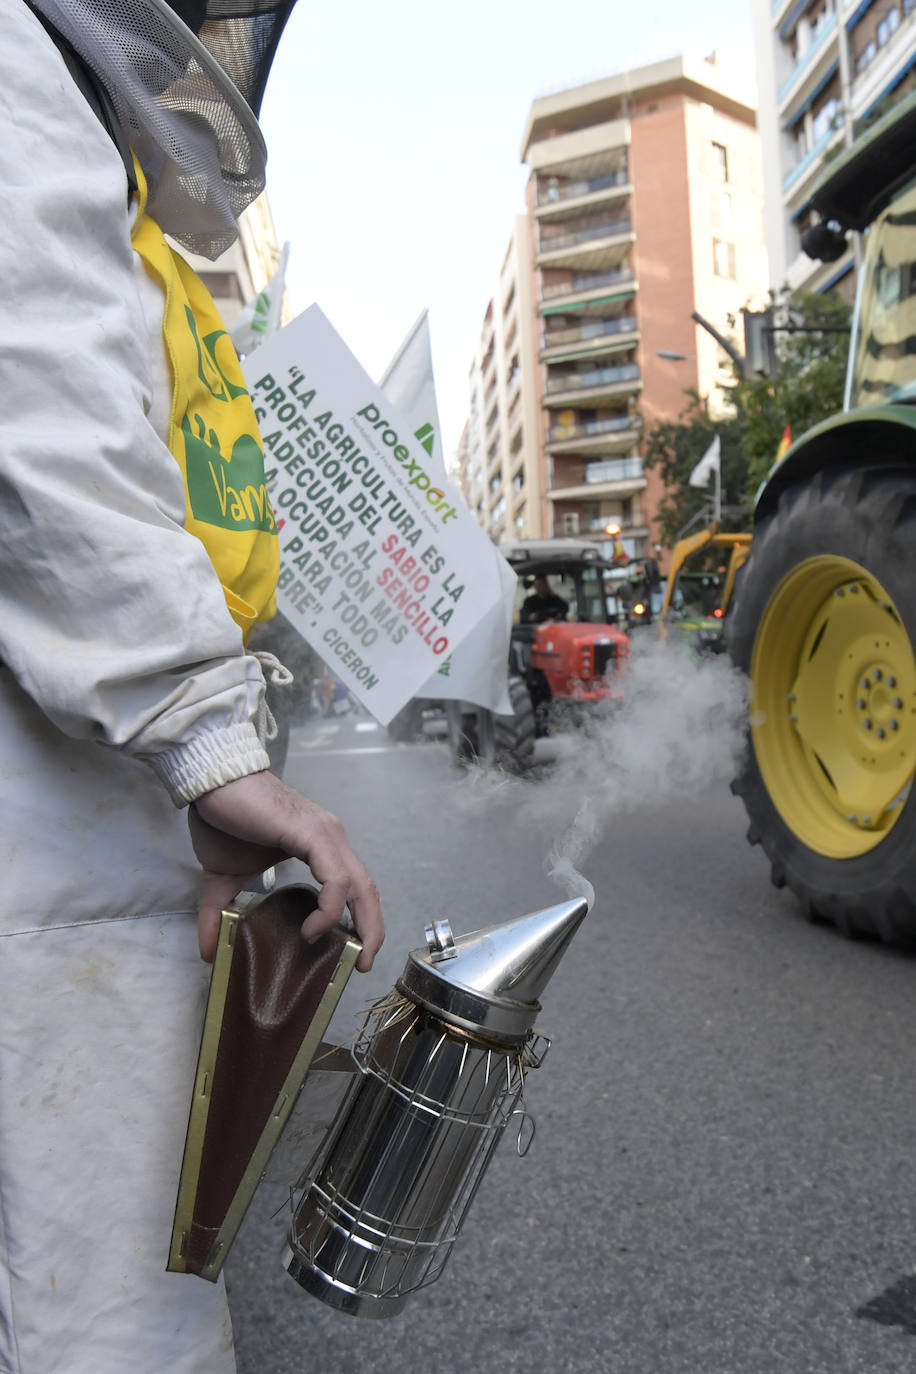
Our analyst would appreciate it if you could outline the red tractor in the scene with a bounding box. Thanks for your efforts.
[446,538,632,770]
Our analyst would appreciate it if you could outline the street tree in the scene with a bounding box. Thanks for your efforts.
[642,392,746,549]
[737,289,850,491]
[643,289,851,548]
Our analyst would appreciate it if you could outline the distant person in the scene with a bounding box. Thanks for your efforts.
[521,576,569,624]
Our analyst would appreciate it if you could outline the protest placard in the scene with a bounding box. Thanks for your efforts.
[243,305,507,725]
[379,311,515,715]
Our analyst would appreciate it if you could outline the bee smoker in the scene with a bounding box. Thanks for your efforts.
[283,893,590,1317]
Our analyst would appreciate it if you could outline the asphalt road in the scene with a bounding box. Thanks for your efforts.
[225,703,916,1374]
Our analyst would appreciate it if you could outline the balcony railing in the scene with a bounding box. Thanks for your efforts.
[546,414,641,443]
[537,169,629,206]
[584,456,644,484]
[589,515,645,533]
[543,315,638,350]
[782,124,836,192]
[545,362,640,395]
[778,11,838,104]
[541,267,635,302]
[539,217,633,255]
[549,456,644,492]
[549,515,645,543]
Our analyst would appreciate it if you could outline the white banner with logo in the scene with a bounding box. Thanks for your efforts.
[243,305,505,725]
[230,242,289,358]
[379,312,515,715]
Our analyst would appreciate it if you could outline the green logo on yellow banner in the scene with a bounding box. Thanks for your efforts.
[186,307,248,403]
[182,412,276,532]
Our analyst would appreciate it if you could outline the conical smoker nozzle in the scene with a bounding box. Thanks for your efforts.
[397,896,590,1045]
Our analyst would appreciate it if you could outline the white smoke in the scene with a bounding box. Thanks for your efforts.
[455,638,748,906]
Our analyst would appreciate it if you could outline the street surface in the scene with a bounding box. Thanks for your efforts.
[226,692,916,1374]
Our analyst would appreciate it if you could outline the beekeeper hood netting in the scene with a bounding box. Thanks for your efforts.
[30,0,295,258]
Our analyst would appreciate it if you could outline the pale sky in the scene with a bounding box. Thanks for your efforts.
[259,1,756,461]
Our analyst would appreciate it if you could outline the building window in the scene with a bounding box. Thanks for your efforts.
[712,238,737,279]
[711,142,728,182]
[878,7,900,44]
[812,96,840,143]
[199,271,243,303]
[512,468,525,495]
[561,511,580,535]
[856,39,877,74]
[711,190,732,233]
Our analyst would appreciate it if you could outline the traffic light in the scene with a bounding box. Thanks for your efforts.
[743,309,777,379]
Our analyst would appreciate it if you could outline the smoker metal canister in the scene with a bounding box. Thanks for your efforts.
[283,896,589,1317]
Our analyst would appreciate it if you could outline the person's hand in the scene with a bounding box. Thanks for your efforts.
[188,771,384,972]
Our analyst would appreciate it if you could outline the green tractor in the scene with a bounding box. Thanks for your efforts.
[660,527,753,655]
[729,89,916,942]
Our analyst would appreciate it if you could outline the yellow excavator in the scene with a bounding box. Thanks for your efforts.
[659,527,753,652]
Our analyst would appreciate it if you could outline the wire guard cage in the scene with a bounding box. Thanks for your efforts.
[284,993,549,1318]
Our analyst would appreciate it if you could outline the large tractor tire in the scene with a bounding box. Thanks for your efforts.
[446,700,493,765]
[728,464,916,944]
[387,699,425,743]
[446,677,536,774]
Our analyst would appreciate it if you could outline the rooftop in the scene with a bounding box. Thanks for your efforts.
[520,54,757,161]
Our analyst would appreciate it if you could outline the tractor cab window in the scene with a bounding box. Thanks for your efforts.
[516,572,576,624]
[514,565,620,624]
[578,566,613,622]
[676,571,723,619]
[848,176,916,407]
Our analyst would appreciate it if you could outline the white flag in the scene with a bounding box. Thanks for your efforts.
[380,313,515,714]
[378,311,445,472]
[230,242,289,357]
[688,434,721,488]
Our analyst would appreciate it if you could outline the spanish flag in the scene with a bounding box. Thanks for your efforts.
[775,425,793,461]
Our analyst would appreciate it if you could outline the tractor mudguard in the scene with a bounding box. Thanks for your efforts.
[757,406,916,521]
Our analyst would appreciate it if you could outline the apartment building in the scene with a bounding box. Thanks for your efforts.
[179,190,285,329]
[755,0,916,296]
[462,56,767,561]
[463,218,542,538]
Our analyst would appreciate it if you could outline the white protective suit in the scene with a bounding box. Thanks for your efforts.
[0,0,274,1368]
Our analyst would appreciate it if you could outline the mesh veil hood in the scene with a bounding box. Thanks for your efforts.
[29,0,296,258]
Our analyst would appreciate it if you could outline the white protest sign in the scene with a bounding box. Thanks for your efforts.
[415,550,515,713]
[243,305,505,726]
[379,312,515,715]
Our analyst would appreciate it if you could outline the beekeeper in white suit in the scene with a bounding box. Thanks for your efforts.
[0,1,384,1369]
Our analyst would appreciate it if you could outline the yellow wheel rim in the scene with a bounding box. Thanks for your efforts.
[751,555,916,858]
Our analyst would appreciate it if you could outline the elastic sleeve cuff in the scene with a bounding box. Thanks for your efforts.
[147,722,271,807]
